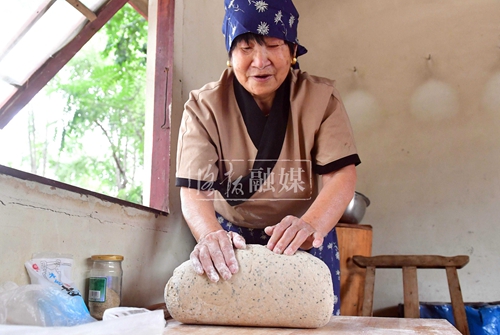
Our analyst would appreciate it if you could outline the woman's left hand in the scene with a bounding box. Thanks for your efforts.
[264,215,324,255]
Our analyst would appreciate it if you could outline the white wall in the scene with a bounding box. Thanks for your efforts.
[295,0,500,309]
[0,172,194,308]
[173,0,500,310]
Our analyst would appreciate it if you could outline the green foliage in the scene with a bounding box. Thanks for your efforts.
[45,4,148,203]
[103,5,148,66]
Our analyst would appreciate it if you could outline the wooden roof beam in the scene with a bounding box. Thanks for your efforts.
[128,0,148,20]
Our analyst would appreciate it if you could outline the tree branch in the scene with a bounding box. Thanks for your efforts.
[94,120,128,189]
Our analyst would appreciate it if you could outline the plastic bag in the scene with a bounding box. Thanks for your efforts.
[0,282,95,326]
[0,309,165,335]
[418,302,500,335]
[25,252,81,296]
[0,252,95,327]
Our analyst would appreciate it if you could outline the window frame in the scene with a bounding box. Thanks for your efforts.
[0,0,175,213]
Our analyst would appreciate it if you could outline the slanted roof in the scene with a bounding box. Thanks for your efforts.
[0,0,148,129]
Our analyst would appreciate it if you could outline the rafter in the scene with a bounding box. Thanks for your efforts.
[128,0,148,20]
[65,0,97,21]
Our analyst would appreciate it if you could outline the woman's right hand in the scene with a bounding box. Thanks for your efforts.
[190,230,246,282]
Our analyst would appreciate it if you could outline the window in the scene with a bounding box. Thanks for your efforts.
[0,0,154,208]
[0,0,174,212]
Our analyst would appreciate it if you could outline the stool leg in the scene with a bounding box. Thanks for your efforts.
[402,266,420,318]
[446,267,470,335]
[361,266,376,316]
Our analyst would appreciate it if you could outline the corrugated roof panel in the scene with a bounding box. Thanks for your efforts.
[0,2,88,86]
[0,0,107,117]
[0,82,16,109]
[0,0,52,58]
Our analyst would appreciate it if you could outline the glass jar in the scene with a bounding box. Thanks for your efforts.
[88,254,124,320]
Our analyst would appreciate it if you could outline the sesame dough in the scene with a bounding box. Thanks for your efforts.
[165,244,333,328]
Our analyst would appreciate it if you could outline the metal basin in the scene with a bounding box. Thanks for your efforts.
[339,191,371,224]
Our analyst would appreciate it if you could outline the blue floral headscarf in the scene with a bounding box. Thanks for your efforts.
[222,0,308,57]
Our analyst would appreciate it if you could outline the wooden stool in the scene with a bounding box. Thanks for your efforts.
[352,255,470,335]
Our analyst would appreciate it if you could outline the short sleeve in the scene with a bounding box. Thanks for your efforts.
[312,92,361,174]
[175,99,220,190]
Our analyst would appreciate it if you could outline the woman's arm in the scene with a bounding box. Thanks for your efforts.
[265,164,357,255]
[180,187,246,282]
[180,187,222,241]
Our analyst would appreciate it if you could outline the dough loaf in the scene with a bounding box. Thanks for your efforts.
[165,244,333,328]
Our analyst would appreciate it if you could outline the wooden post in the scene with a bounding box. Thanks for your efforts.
[148,0,175,212]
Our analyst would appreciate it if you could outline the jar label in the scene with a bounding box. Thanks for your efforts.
[89,277,107,302]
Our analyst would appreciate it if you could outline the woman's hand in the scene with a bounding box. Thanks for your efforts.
[190,230,246,282]
[180,188,247,282]
[265,165,358,256]
[264,216,324,256]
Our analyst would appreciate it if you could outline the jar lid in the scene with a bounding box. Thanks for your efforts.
[91,255,124,261]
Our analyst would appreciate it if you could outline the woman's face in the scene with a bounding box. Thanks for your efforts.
[231,36,294,106]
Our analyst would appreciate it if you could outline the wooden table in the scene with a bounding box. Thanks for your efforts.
[163,316,461,334]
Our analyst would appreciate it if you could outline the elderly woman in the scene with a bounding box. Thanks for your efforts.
[175,0,360,315]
